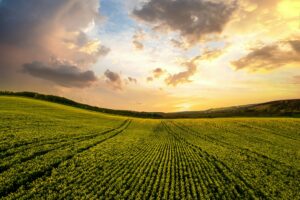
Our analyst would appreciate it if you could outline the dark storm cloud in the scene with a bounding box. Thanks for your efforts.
[0,0,101,47]
[133,0,237,44]
[104,69,123,90]
[232,39,300,71]
[0,0,107,63]
[0,0,58,46]
[0,0,108,89]
[22,60,98,88]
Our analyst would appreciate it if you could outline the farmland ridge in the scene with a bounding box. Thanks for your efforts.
[1,91,299,118]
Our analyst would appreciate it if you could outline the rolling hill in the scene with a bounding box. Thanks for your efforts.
[163,99,300,118]
[1,91,300,118]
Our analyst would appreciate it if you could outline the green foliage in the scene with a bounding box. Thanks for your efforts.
[0,97,299,199]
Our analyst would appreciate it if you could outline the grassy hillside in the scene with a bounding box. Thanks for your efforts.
[1,91,300,118]
[165,100,300,118]
[0,96,299,199]
[0,91,163,118]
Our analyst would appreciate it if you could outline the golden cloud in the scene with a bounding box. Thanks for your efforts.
[231,38,300,71]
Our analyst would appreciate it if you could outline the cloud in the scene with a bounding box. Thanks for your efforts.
[22,59,98,88]
[289,39,300,53]
[170,39,188,50]
[201,48,224,61]
[232,39,300,71]
[165,56,200,86]
[133,40,144,50]
[146,68,165,82]
[147,77,154,82]
[132,29,145,50]
[65,37,111,66]
[78,40,110,56]
[0,0,102,47]
[0,0,109,80]
[128,77,137,84]
[132,0,237,45]
[104,69,123,90]
[153,68,165,78]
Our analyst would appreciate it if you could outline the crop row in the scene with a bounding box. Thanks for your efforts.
[1,118,299,199]
[5,120,261,199]
[168,120,300,199]
[0,119,132,197]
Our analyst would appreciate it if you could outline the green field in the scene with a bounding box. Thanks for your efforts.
[0,96,299,199]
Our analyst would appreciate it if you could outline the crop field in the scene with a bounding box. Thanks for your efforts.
[0,96,299,199]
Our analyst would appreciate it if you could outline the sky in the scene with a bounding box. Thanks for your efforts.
[0,0,299,112]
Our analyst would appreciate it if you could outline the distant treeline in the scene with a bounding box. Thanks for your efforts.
[1,91,300,118]
[0,91,164,118]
